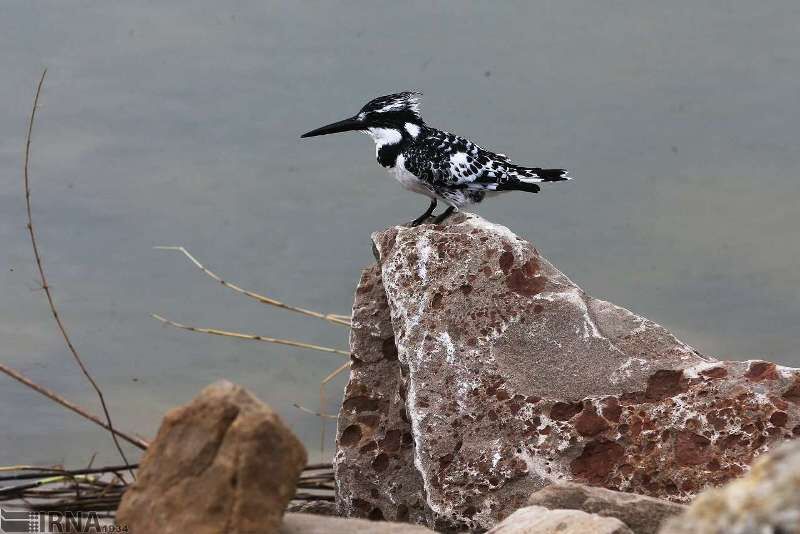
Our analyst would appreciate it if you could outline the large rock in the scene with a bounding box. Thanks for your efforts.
[334,213,800,532]
[334,261,432,525]
[486,506,633,534]
[527,482,685,534]
[659,440,800,534]
[117,380,307,534]
[280,512,436,533]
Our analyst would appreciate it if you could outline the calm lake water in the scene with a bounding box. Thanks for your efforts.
[1,1,798,466]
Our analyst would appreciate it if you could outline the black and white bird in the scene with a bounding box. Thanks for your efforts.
[301,92,571,225]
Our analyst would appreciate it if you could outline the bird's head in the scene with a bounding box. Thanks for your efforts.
[301,91,424,143]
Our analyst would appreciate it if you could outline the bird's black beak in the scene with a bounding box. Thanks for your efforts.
[301,116,364,138]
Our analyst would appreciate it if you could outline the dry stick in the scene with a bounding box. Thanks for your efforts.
[23,69,136,478]
[154,246,351,327]
[318,360,352,456]
[151,314,350,357]
[292,403,337,420]
[0,465,41,473]
[0,463,141,483]
[153,247,354,456]
[304,463,333,470]
[0,363,149,451]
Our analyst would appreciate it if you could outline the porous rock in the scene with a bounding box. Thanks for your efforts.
[280,512,436,533]
[334,263,431,525]
[527,482,685,534]
[486,505,633,534]
[117,380,307,534]
[658,439,800,534]
[335,213,800,532]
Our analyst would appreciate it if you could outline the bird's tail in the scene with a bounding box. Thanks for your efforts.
[495,167,571,194]
[514,167,572,183]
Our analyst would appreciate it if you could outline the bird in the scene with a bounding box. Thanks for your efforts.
[301,91,571,226]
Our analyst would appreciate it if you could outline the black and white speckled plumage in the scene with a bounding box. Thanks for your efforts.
[302,91,571,222]
[369,93,570,207]
[396,123,571,207]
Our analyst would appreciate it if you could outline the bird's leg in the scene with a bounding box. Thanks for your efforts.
[410,198,437,227]
[433,206,456,225]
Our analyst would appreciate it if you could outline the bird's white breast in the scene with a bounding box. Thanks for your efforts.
[390,154,435,198]
[363,126,435,198]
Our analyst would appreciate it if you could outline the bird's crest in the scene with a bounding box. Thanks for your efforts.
[359,91,422,118]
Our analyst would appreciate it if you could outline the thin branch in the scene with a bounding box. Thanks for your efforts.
[151,314,350,357]
[23,69,136,478]
[322,360,351,386]
[0,363,149,451]
[0,463,140,483]
[0,465,45,473]
[303,463,333,470]
[154,246,351,327]
[318,360,351,456]
[292,403,337,420]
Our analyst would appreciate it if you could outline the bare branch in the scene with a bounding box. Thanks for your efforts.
[321,360,351,385]
[154,246,351,327]
[0,363,149,450]
[317,360,351,456]
[325,314,352,324]
[151,314,350,358]
[23,69,136,477]
[292,403,337,420]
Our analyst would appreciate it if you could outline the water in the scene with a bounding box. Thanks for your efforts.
[1,1,798,466]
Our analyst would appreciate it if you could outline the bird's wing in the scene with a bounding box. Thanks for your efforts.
[408,130,508,188]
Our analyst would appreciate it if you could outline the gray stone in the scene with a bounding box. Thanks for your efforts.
[117,380,307,534]
[335,213,800,532]
[280,513,436,533]
[486,505,633,534]
[659,439,800,534]
[528,482,685,534]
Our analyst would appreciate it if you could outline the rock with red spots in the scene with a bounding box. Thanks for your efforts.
[334,264,431,526]
[334,213,800,532]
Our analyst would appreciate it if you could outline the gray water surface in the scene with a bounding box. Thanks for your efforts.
[1,1,798,465]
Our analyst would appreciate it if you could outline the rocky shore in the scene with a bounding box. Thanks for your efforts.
[116,214,800,533]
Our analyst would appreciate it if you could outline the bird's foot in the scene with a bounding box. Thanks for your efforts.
[409,215,432,227]
[407,199,438,227]
[432,207,456,225]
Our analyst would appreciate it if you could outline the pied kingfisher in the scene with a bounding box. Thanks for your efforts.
[301,91,571,225]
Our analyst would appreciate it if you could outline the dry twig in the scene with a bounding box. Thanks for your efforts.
[153,221,357,460]
[0,363,149,450]
[292,403,337,420]
[0,462,335,514]
[151,314,350,357]
[154,246,351,327]
[317,360,351,455]
[22,69,136,477]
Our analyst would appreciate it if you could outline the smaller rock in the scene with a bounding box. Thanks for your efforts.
[287,500,338,516]
[117,380,307,534]
[528,482,686,534]
[486,506,633,534]
[279,513,436,533]
[659,439,800,534]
